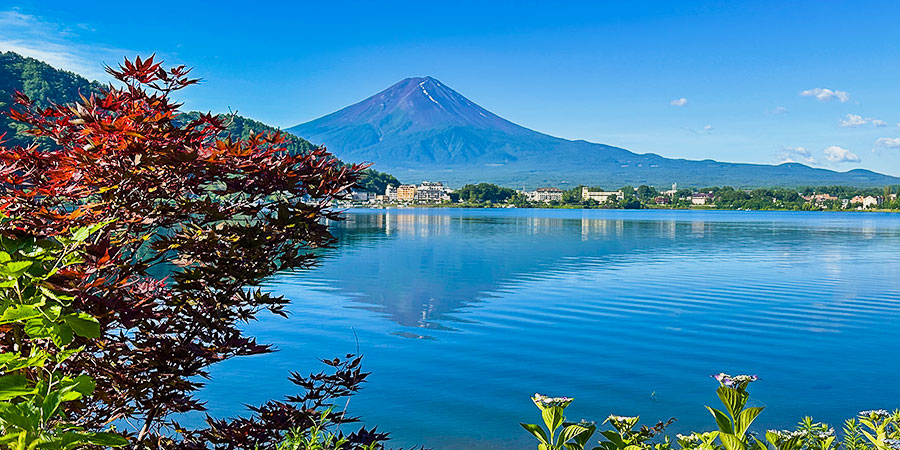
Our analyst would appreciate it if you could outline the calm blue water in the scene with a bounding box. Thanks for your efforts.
[195,208,900,449]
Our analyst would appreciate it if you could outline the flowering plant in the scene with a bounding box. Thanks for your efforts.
[521,394,596,450]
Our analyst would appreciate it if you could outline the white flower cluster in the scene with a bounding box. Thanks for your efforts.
[767,428,834,441]
[859,410,890,419]
[531,393,573,409]
[677,433,703,443]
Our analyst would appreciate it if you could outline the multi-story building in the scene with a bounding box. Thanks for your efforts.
[691,192,714,205]
[415,181,451,203]
[850,195,882,209]
[385,185,399,202]
[581,187,623,203]
[397,184,417,202]
[525,187,564,203]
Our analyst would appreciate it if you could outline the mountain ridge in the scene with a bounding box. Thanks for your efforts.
[288,77,900,188]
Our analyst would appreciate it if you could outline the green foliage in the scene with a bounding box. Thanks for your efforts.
[275,409,382,450]
[0,220,126,449]
[455,183,517,204]
[0,51,102,148]
[520,394,596,450]
[523,374,900,450]
[356,169,401,195]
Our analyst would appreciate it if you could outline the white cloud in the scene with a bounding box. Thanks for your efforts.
[839,113,887,128]
[703,124,712,131]
[0,10,133,81]
[777,146,817,165]
[823,146,861,163]
[839,114,867,127]
[801,88,850,103]
[670,98,687,107]
[875,137,900,148]
[768,106,789,115]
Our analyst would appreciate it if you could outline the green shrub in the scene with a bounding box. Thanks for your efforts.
[523,374,900,450]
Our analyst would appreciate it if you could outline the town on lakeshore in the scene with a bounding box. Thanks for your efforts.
[344,181,899,211]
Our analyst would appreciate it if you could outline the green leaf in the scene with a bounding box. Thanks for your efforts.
[51,323,74,348]
[736,406,764,435]
[542,406,564,432]
[706,405,734,434]
[0,374,33,401]
[41,388,63,423]
[0,260,32,278]
[562,424,590,442]
[0,305,41,324]
[521,423,550,445]
[720,433,746,450]
[79,431,129,447]
[72,375,95,396]
[717,386,748,418]
[0,251,10,263]
[63,313,100,339]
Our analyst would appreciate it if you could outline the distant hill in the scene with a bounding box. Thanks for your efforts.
[288,76,900,188]
[0,51,397,193]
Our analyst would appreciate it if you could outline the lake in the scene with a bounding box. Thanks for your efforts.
[195,208,900,449]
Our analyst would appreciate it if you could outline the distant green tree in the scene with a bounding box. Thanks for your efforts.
[456,183,517,203]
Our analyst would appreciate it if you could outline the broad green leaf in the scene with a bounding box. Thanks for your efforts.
[63,313,100,339]
[736,406,764,435]
[542,406,564,432]
[521,423,549,445]
[717,386,748,418]
[706,406,733,434]
[50,323,74,348]
[562,424,589,442]
[70,227,91,243]
[72,375,95,396]
[0,251,10,263]
[78,431,129,447]
[720,433,745,450]
[0,260,32,278]
[0,305,41,324]
[0,374,32,401]
[41,388,63,423]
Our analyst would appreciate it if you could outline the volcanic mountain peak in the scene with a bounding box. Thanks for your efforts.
[287,77,900,188]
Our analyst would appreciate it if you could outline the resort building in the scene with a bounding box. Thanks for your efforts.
[654,196,671,205]
[691,192,714,205]
[385,185,399,202]
[397,184,418,202]
[525,187,564,203]
[850,195,882,209]
[581,187,623,203]
[414,181,452,203]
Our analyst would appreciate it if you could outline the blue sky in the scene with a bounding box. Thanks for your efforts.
[3,1,900,174]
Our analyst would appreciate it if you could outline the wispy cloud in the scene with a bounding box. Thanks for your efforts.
[839,113,887,128]
[777,146,817,165]
[875,137,900,149]
[801,88,850,103]
[823,145,861,163]
[767,106,789,115]
[0,9,131,80]
[670,97,687,107]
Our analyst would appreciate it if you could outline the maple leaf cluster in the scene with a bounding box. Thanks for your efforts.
[0,55,385,449]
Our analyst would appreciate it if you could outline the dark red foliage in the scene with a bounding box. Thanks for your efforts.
[0,55,379,448]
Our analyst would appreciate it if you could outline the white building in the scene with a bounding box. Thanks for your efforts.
[525,187,563,203]
[850,195,882,209]
[414,181,452,203]
[691,192,715,205]
[385,185,399,202]
[582,187,623,203]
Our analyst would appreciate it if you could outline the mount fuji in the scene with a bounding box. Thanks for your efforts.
[287,77,900,188]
